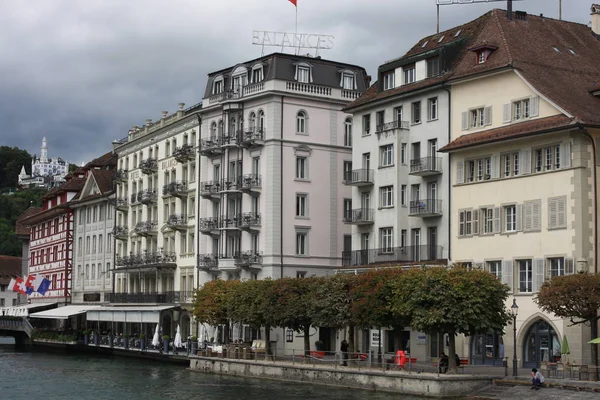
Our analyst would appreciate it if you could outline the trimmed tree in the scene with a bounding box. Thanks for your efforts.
[192,279,240,345]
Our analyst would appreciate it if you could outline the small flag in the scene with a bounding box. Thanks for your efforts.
[14,277,28,295]
[288,0,297,6]
[8,278,17,292]
[25,275,35,289]
[36,277,51,296]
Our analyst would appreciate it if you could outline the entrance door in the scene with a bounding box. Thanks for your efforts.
[412,229,421,262]
[318,327,334,352]
[359,233,370,265]
[471,333,503,366]
[523,320,560,367]
[428,227,437,260]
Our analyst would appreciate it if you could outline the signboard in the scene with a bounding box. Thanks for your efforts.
[370,329,381,347]
[252,30,334,56]
[84,293,101,302]
[417,334,427,345]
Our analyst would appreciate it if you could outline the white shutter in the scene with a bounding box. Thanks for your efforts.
[398,67,404,86]
[493,207,501,233]
[530,96,540,117]
[523,201,533,232]
[473,209,480,235]
[521,148,531,174]
[533,258,545,292]
[561,141,571,168]
[416,60,427,81]
[516,204,523,232]
[502,260,513,292]
[456,161,464,184]
[565,258,574,275]
[503,103,512,123]
[484,106,493,126]
[531,199,541,231]
[459,210,465,237]
[557,196,567,228]
[461,112,469,131]
[548,198,558,229]
[491,155,500,179]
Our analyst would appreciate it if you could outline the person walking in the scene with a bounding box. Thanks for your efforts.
[340,340,349,366]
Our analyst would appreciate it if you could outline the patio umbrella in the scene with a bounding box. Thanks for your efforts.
[588,337,600,344]
[152,324,160,347]
[561,335,570,362]
[174,324,183,348]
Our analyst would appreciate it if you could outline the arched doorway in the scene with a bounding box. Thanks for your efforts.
[522,319,561,368]
[470,332,504,366]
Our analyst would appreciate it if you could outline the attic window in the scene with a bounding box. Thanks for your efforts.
[421,40,429,48]
[553,46,561,53]
[478,51,487,64]
[294,62,313,83]
[438,35,445,43]
[454,30,462,37]
[213,76,224,94]
[568,48,576,55]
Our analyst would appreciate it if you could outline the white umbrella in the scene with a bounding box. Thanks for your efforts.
[152,324,160,347]
[174,324,183,348]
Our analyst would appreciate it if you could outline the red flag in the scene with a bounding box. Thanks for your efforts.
[288,0,297,6]
[13,277,28,295]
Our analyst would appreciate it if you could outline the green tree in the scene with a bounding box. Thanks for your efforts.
[0,146,31,189]
[390,266,511,373]
[0,188,45,256]
[192,279,240,344]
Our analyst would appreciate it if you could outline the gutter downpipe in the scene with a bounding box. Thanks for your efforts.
[281,96,285,279]
[442,85,452,266]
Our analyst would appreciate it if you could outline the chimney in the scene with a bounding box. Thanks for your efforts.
[366,75,372,86]
[592,4,600,36]
[507,0,513,20]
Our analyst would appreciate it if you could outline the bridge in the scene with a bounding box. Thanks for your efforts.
[0,307,36,346]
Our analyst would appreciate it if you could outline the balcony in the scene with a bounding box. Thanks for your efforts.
[341,245,444,266]
[162,181,188,197]
[112,226,129,240]
[199,181,220,199]
[134,221,158,236]
[199,137,223,156]
[173,144,195,163]
[197,254,219,272]
[114,169,128,182]
[240,127,265,148]
[239,212,261,230]
[220,134,240,148]
[409,157,443,176]
[115,250,177,269]
[139,189,158,204]
[198,217,220,235]
[220,215,241,230]
[409,199,443,217]
[240,174,261,193]
[167,214,188,231]
[343,169,374,186]
[343,208,374,225]
[234,251,263,269]
[375,120,409,135]
[130,192,139,205]
[219,178,242,194]
[106,291,190,304]
[113,197,128,211]
[139,158,158,175]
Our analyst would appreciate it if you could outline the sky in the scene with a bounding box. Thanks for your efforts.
[0,0,594,165]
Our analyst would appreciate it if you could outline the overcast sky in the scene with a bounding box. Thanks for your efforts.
[0,0,593,165]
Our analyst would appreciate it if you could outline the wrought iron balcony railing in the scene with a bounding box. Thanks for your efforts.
[134,221,158,236]
[130,192,139,204]
[342,208,374,225]
[167,214,188,229]
[199,181,220,197]
[112,226,129,239]
[114,197,128,210]
[114,169,128,182]
[375,120,410,134]
[139,158,158,175]
[409,157,443,175]
[341,245,444,266]
[197,253,219,269]
[239,212,261,229]
[240,127,265,147]
[220,178,242,192]
[198,217,220,233]
[240,174,262,191]
[115,250,177,268]
[139,189,157,204]
[220,215,241,229]
[409,199,443,217]
[106,291,191,304]
[173,144,195,163]
[343,169,374,186]
[234,251,263,267]
[162,181,188,197]
[199,137,223,156]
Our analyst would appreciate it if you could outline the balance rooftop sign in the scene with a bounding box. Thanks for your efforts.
[252,31,334,53]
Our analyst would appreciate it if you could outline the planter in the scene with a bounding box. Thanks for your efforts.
[163,339,169,353]
[124,338,129,350]
[84,335,89,345]
[191,342,198,354]
[94,335,100,346]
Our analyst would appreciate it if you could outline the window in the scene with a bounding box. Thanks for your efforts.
[548,196,567,229]
[465,157,491,182]
[343,198,352,221]
[518,259,533,293]
[342,73,355,90]
[297,66,310,83]
[404,66,416,84]
[487,261,502,281]
[296,194,308,217]
[296,111,307,134]
[400,185,407,206]
[513,99,530,121]
[395,106,403,123]
[504,205,517,232]
[480,207,494,234]
[400,143,407,164]
[376,111,385,131]
[502,152,520,177]
[470,108,485,128]
[427,97,438,120]
[362,114,371,135]
[213,78,223,94]
[458,209,473,237]
[379,144,393,167]
[296,232,308,255]
[477,51,487,64]
[380,228,393,253]
[296,271,307,278]
[383,72,395,90]
[549,257,565,278]
[534,145,562,172]
[296,157,308,179]
[344,118,352,147]
[252,67,263,83]
[380,186,393,208]
[427,58,440,78]
[411,101,421,124]
[98,234,103,253]
[400,229,407,248]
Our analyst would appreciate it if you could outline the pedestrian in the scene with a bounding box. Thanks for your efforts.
[438,352,449,374]
[340,339,349,366]
[531,368,544,390]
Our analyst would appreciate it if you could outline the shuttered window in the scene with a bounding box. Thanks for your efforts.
[523,200,541,232]
[548,196,567,229]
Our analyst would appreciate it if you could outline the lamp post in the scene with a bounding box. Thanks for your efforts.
[510,298,519,377]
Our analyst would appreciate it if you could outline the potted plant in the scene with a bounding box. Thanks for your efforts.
[123,333,129,350]
[190,336,198,354]
[140,333,146,351]
[83,330,90,345]
[162,335,170,353]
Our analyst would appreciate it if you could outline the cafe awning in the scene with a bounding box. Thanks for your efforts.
[29,305,99,320]
[86,306,174,324]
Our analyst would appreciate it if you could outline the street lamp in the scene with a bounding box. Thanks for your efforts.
[510,298,519,377]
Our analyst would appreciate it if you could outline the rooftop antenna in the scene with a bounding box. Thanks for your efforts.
[436,0,525,33]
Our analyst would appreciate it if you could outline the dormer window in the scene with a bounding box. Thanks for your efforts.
[427,58,440,78]
[383,72,395,90]
[251,64,264,83]
[213,77,224,94]
[231,66,248,92]
[470,44,498,65]
[403,66,416,84]
[298,66,310,83]
[478,51,486,64]
[339,69,357,90]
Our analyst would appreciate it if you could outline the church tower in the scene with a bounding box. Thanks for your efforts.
[40,136,48,163]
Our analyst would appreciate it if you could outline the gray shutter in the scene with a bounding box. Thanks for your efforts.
[521,149,531,175]
[557,196,567,228]
[472,209,479,235]
[548,198,558,229]
[533,258,545,292]
[461,112,469,131]
[459,210,465,237]
[456,161,464,184]
[565,258,574,275]
[531,199,541,231]
[561,141,571,168]
[491,155,500,179]
[484,106,493,126]
[530,96,540,117]
[503,104,512,123]
[493,207,501,233]
[523,201,533,232]
[502,260,513,292]
[516,203,523,232]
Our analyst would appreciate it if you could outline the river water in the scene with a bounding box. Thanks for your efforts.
[0,342,429,400]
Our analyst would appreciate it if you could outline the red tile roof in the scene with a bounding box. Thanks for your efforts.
[0,256,22,285]
[15,206,42,237]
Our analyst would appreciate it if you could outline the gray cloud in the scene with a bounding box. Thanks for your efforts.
[0,0,593,164]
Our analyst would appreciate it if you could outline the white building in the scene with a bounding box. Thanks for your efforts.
[19,137,68,188]
[197,52,369,349]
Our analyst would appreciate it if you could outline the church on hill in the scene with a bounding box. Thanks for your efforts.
[18,137,68,189]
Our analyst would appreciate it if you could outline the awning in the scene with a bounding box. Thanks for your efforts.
[86,306,174,324]
[0,303,59,317]
[29,305,99,320]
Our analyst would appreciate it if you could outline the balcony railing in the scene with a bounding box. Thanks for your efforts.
[220,134,240,147]
[162,181,188,197]
[341,245,444,266]
[112,226,129,240]
[410,157,443,176]
[343,208,374,225]
[173,144,195,163]
[114,169,128,182]
[240,127,265,147]
[134,221,158,236]
[240,174,261,191]
[167,214,188,230]
[197,254,219,270]
[115,251,177,268]
[409,199,443,217]
[139,158,158,175]
[198,217,220,233]
[220,178,242,192]
[130,192,139,204]
[375,120,410,134]
[114,197,128,210]
[220,215,241,229]
[234,251,263,267]
[239,212,261,229]
[343,169,374,186]
[106,291,191,304]
[199,181,220,198]
[199,137,223,156]
[139,189,157,204]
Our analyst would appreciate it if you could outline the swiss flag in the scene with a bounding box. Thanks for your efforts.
[288,0,297,6]
[14,277,28,295]
[25,275,35,288]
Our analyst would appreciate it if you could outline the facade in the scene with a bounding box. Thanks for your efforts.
[111,102,201,339]
[197,52,368,347]
[0,256,22,308]
[440,7,600,367]
[70,153,117,304]
[18,137,68,188]
[14,206,42,305]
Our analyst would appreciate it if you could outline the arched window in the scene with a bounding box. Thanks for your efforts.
[296,111,307,134]
[218,120,224,136]
[344,117,353,147]
[249,112,256,129]
[258,110,265,133]
[210,122,217,138]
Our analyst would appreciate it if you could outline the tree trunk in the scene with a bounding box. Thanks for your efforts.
[264,325,272,358]
[223,322,230,345]
[303,325,311,359]
[447,331,457,374]
[348,325,356,353]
